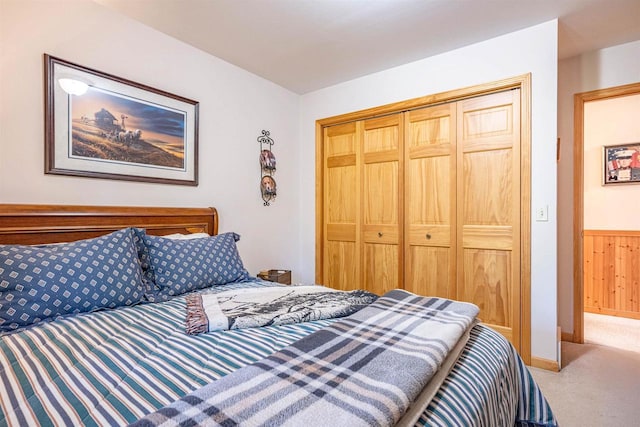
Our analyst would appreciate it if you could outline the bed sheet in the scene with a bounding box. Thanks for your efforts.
[0,281,555,427]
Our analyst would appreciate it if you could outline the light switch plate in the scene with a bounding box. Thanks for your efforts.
[535,205,548,222]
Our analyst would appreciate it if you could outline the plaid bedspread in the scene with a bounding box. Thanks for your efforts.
[132,289,479,427]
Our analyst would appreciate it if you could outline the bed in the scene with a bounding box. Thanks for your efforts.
[0,204,556,427]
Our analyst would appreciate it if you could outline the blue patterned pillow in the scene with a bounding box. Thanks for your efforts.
[142,232,251,298]
[0,228,145,334]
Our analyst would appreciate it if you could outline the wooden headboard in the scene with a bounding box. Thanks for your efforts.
[0,204,218,245]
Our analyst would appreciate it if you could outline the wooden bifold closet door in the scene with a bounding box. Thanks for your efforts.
[361,115,403,296]
[405,103,457,300]
[320,88,523,352]
[322,114,403,295]
[455,90,521,347]
[322,122,359,291]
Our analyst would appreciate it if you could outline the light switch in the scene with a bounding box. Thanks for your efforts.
[535,205,548,222]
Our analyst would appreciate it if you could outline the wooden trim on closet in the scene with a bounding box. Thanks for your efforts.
[315,121,324,283]
[520,75,532,364]
[315,74,532,365]
[317,75,532,127]
[572,81,640,344]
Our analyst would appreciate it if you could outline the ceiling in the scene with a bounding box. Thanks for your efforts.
[95,0,640,94]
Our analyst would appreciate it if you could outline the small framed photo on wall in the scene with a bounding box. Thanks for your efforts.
[603,143,640,185]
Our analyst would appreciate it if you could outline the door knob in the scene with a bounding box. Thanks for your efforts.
[426,233,432,239]
[378,232,383,238]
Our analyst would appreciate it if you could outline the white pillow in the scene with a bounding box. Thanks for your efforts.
[162,232,211,240]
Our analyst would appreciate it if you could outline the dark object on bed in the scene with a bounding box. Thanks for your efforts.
[257,269,291,284]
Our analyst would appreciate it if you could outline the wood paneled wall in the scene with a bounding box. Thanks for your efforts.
[583,230,640,320]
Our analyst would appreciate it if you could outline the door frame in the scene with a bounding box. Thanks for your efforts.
[315,74,532,364]
[572,82,640,344]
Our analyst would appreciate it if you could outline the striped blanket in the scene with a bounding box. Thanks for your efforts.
[185,285,377,334]
[133,290,480,427]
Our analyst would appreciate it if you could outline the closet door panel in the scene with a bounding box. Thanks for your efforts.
[405,104,456,298]
[408,157,451,224]
[462,249,513,340]
[462,149,513,225]
[326,241,358,291]
[324,123,360,291]
[326,123,357,156]
[460,97,515,151]
[457,89,521,350]
[326,166,356,223]
[362,115,403,295]
[364,162,398,224]
[364,115,400,151]
[407,246,451,297]
[408,108,452,146]
[364,243,399,295]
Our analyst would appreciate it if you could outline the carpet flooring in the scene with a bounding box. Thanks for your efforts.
[530,341,640,426]
[584,312,640,353]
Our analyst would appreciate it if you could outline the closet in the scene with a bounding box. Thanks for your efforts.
[317,77,529,355]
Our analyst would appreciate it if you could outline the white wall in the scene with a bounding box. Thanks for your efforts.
[557,40,640,334]
[300,21,560,362]
[584,95,640,228]
[0,0,301,279]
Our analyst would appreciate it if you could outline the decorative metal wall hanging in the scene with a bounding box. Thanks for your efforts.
[258,130,277,205]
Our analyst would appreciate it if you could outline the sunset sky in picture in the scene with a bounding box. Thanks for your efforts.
[71,87,185,158]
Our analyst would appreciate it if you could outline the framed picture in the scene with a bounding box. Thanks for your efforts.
[603,143,640,185]
[44,54,199,185]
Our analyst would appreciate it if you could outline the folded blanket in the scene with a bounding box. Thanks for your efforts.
[185,285,378,334]
[134,289,480,427]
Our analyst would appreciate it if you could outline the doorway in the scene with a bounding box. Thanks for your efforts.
[573,82,640,351]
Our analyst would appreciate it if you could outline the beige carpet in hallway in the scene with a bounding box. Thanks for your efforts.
[530,342,640,427]
[584,312,640,353]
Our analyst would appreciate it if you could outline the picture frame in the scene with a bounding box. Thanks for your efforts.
[603,142,640,185]
[44,54,199,185]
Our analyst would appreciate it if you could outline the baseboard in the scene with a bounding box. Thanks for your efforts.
[585,306,640,321]
[557,326,562,369]
[530,356,560,372]
[529,327,562,372]
[561,331,575,342]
